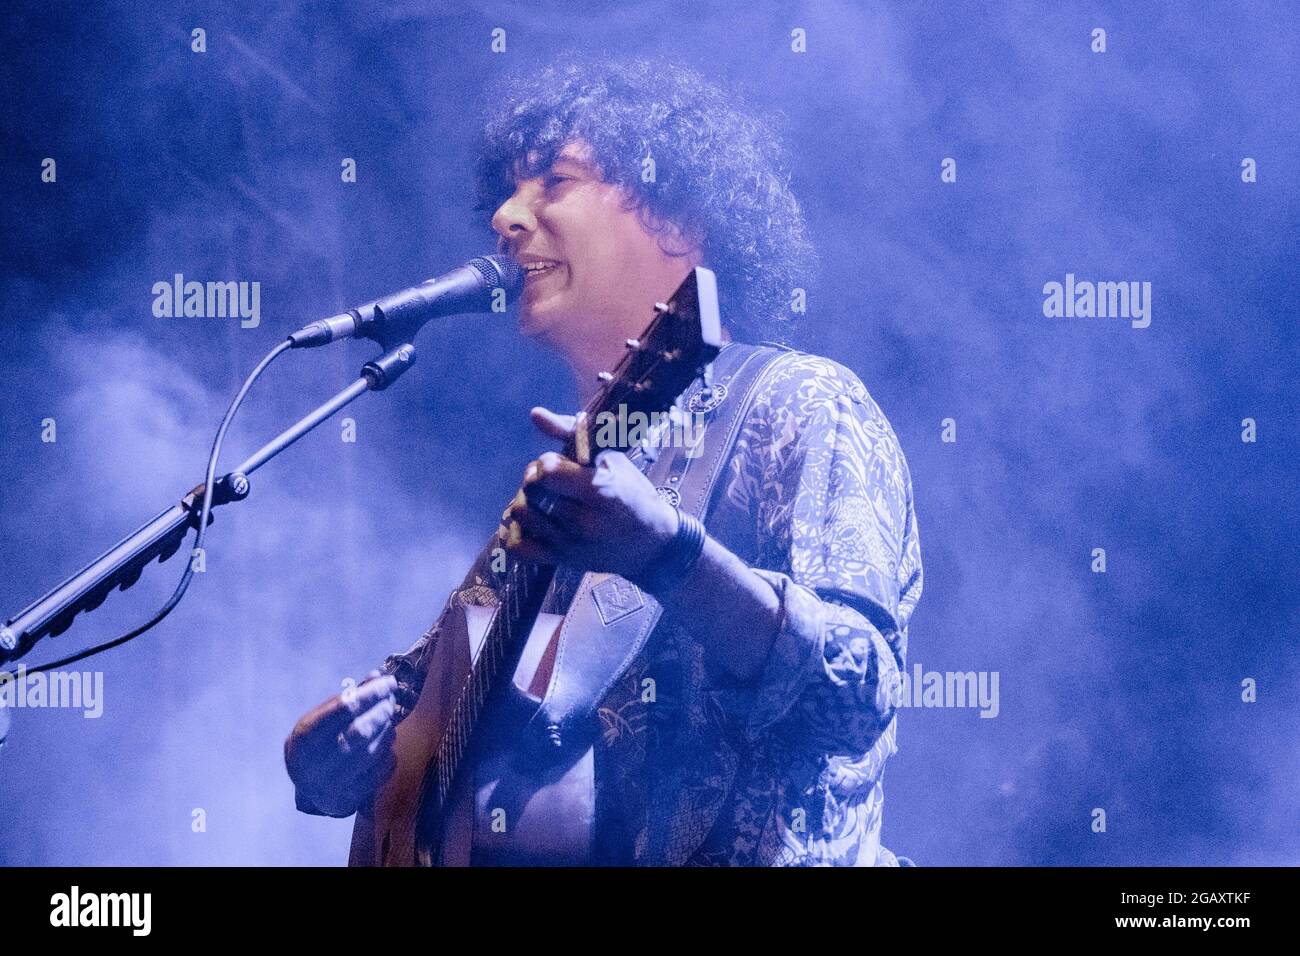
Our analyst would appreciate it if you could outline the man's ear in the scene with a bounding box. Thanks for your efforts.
[637,204,704,260]
[657,223,706,261]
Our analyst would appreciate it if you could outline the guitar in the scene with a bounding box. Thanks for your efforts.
[348,266,723,866]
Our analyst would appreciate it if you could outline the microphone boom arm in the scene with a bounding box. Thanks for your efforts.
[0,340,417,666]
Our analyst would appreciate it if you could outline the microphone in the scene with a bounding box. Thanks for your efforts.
[289,254,523,348]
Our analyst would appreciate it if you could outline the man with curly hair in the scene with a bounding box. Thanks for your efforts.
[286,55,922,867]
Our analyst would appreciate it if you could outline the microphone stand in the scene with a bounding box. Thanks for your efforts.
[0,341,417,667]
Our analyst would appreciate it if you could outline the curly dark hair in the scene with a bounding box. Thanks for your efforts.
[473,54,818,344]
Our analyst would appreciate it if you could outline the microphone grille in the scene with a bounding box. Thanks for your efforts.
[468,254,523,295]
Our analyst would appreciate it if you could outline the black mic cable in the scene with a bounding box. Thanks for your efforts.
[14,339,293,674]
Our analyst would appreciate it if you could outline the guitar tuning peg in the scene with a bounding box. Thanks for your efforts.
[597,371,614,382]
[625,338,641,350]
[653,302,670,313]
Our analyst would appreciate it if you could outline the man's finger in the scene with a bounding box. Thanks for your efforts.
[291,674,396,744]
[342,673,397,714]
[340,696,398,751]
[593,448,634,472]
[364,723,397,760]
[522,481,580,522]
[527,453,598,501]
[514,502,563,548]
[502,516,557,564]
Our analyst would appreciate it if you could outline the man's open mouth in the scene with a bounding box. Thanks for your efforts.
[523,259,562,279]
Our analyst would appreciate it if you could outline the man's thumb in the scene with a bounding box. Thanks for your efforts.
[531,406,576,440]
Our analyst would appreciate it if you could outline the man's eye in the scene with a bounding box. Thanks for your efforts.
[543,174,571,188]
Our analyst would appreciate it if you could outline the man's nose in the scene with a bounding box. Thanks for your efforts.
[491,184,539,244]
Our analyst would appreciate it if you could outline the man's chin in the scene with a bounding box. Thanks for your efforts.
[517,306,563,345]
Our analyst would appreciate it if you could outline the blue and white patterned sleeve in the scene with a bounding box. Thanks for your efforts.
[726,353,922,756]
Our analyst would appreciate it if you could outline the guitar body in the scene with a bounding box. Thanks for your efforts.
[348,605,596,866]
[460,676,598,866]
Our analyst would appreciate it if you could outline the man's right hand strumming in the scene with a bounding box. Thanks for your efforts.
[283,671,402,818]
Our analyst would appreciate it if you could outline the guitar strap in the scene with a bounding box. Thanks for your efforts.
[518,340,795,763]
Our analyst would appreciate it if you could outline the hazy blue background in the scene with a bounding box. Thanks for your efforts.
[0,0,1295,865]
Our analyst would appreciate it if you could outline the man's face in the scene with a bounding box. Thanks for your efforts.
[491,140,701,350]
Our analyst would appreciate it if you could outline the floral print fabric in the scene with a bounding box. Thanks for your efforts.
[589,348,923,866]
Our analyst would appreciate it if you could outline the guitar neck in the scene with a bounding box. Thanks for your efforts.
[429,556,554,810]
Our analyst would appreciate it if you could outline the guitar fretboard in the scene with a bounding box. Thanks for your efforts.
[430,557,552,808]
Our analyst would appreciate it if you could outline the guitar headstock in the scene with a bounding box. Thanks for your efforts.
[567,267,723,463]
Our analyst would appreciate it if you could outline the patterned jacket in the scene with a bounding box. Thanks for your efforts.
[449,346,924,866]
